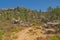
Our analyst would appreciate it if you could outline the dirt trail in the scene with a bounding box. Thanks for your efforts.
[16,27,32,40]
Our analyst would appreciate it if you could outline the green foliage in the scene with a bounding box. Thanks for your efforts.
[0,6,60,23]
[0,30,3,40]
[57,24,60,30]
[51,36,60,40]
[0,6,60,31]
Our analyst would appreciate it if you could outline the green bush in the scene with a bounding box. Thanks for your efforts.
[0,30,3,40]
[51,36,60,40]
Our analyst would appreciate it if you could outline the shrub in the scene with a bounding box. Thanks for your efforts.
[0,30,3,40]
[51,36,60,40]
[35,37,42,40]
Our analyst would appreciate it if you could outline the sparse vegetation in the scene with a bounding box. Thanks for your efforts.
[51,35,60,40]
[0,6,60,40]
[35,37,41,40]
[0,30,3,40]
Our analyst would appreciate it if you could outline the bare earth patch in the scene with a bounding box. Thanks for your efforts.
[15,26,53,40]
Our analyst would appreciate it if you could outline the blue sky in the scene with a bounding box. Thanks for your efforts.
[0,0,60,11]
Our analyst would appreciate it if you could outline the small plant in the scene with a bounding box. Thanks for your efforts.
[35,37,42,40]
[29,29,33,32]
[0,30,3,40]
[35,27,41,29]
[51,35,60,40]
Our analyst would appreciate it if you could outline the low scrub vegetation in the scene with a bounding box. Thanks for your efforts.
[0,6,60,40]
[51,35,60,40]
[0,30,3,40]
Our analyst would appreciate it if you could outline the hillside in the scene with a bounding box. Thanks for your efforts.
[0,7,60,40]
